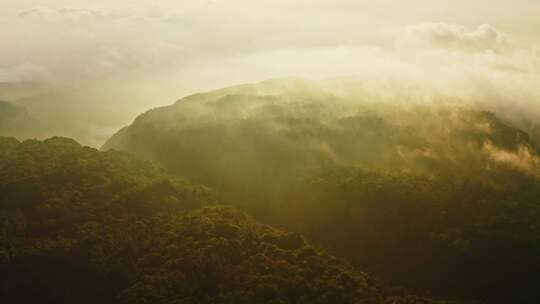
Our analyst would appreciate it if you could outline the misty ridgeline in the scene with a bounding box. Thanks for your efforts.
[1,78,540,304]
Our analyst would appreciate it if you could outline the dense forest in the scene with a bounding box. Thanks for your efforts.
[104,79,540,303]
[0,136,454,303]
[2,78,539,304]
[2,0,540,302]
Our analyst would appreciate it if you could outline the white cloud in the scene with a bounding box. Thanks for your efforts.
[2,1,540,146]
[400,23,510,53]
[0,63,51,83]
[18,6,110,20]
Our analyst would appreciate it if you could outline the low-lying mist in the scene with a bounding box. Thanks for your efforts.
[101,76,540,303]
[3,2,540,303]
[1,12,539,147]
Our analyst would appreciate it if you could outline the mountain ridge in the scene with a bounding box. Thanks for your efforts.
[102,78,540,303]
[1,136,456,304]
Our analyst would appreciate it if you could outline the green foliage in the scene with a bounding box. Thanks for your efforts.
[103,80,540,303]
[121,206,376,304]
[295,166,540,302]
[0,137,210,303]
[0,137,451,303]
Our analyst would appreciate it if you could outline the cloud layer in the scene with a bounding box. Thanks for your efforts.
[401,23,510,52]
[1,1,539,146]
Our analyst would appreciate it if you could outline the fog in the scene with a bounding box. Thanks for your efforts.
[1,0,539,146]
[3,3,540,303]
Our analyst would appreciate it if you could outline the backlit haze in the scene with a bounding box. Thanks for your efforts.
[1,0,539,146]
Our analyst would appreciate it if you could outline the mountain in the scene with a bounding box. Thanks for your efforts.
[0,79,179,147]
[11,89,129,147]
[0,80,163,147]
[0,136,451,304]
[0,100,39,138]
[0,100,26,123]
[0,82,47,101]
[104,78,540,303]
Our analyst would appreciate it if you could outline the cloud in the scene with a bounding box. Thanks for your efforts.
[400,23,510,53]
[0,63,51,83]
[16,5,187,23]
[484,143,540,176]
[18,6,55,17]
[2,0,540,150]
[4,2,540,147]
[18,6,109,20]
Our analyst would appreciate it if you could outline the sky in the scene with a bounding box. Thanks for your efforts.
[1,0,540,145]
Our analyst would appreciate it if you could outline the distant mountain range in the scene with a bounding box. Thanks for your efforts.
[0,82,48,101]
[0,100,40,139]
[0,81,136,146]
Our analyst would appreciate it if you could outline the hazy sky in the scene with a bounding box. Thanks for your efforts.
[2,1,539,83]
[1,1,540,145]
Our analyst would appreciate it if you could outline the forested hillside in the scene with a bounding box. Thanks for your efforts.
[103,79,540,303]
[0,137,450,304]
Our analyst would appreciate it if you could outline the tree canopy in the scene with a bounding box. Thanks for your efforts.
[0,137,453,304]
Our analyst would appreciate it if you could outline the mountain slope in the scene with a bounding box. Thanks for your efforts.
[103,78,540,303]
[0,100,39,138]
[0,137,449,304]
[0,82,47,101]
[3,80,175,147]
